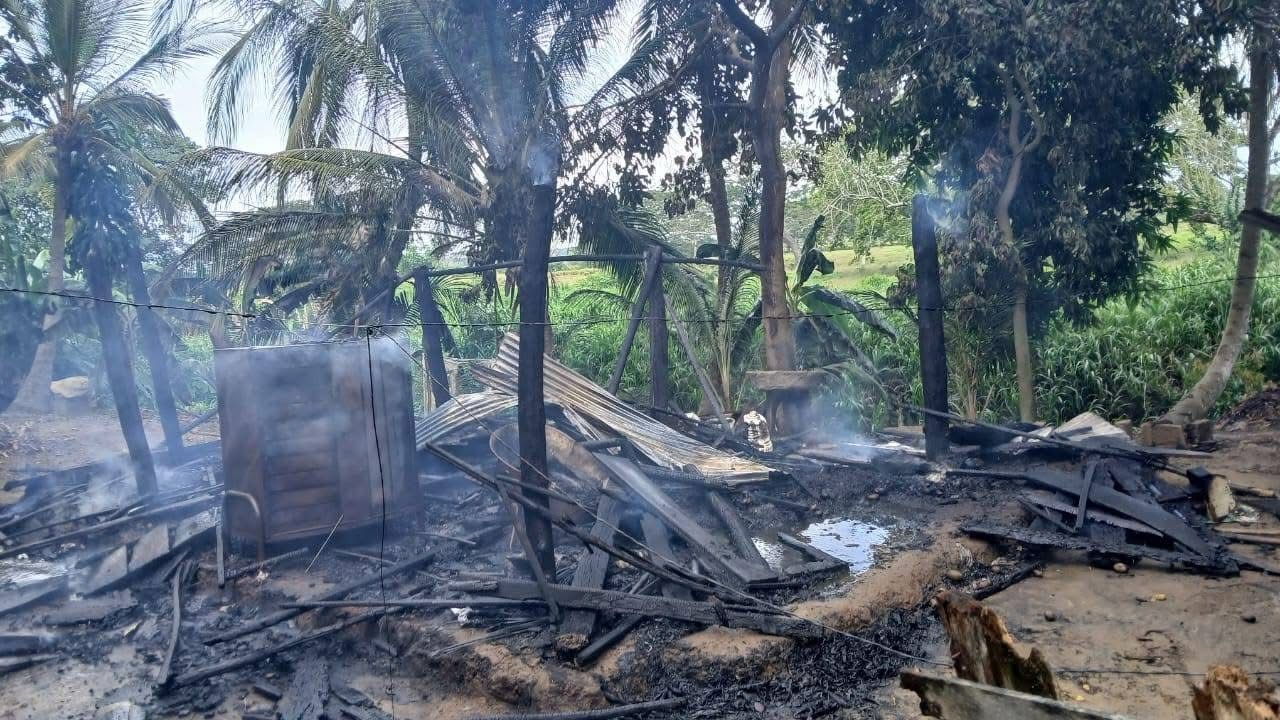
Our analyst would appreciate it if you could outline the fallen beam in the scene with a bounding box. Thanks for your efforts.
[901,670,1132,719]
[205,548,436,644]
[0,653,56,677]
[462,697,687,720]
[556,495,624,653]
[948,468,1213,556]
[708,492,771,572]
[448,579,821,638]
[962,522,1234,574]
[597,455,778,587]
[172,602,410,688]
[0,495,217,560]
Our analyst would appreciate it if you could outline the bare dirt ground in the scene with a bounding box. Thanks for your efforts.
[0,407,219,486]
[883,420,1280,720]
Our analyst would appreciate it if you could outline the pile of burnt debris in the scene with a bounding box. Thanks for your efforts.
[0,336,939,720]
[941,410,1279,578]
[2,332,1275,719]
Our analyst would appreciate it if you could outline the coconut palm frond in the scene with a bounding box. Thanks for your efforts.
[804,286,899,340]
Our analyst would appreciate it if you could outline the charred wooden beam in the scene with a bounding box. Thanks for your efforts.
[448,579,822,638]
[172,592,424,688]
[556,495,624,652]
[598,455,778,587]
[205,548,436,644]
[639,513,693,601]
[708,492,770,571]
[948,467,1213,556]
[901,670,1129,719]
[911,196,949,460]
[461,697,687,720]
[962,522,1234,575]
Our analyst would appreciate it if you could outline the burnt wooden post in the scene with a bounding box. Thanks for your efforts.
[517,180,557,577]
[911,195,949,460]
[648,256,669,409]
[122,242,184,462]
[86,244,159,495]
[606,246,663,395]
[415,270,451,408]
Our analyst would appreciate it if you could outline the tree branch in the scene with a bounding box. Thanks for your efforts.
[768,0,810,46]
[715,0,768,47]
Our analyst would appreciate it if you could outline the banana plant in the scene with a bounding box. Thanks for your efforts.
[786,215,899,394]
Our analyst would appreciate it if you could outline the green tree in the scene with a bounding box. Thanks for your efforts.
[808,143,911,256]
[821,0,1248,421]
[0,0,214,413]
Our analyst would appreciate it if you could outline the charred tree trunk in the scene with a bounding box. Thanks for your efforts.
[912,196,949,460]
[6,160,68,415]
[517,177,557,577]
[85,245,158,496]
[122,242,183,461]
[1166,49,1273,425]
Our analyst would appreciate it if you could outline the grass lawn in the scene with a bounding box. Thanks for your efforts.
[532,223,1226,296]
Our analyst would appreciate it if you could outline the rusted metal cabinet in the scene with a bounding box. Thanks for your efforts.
[214,338,419,545]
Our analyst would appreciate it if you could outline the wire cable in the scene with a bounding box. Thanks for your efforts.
[364,330,396,719]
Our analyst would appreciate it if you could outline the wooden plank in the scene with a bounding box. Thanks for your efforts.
[776,531,844,566]
[961,522,1233,574]
[128,524,172,574]
[639,513,693,601]
[708,492,770,571]
[206,548,436,644]
[556,495,624,652]
[269,486,341,511]
[911,195,949,460]
[935,592,1057,698]
[279,657,329,720]
[1073,460,1097,532]
[901,670,1132,719]
[597,455,777,586]
[952,467,1213,556]
[450,579,821,638]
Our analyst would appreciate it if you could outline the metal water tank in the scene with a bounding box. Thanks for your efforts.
[213,338,420,546]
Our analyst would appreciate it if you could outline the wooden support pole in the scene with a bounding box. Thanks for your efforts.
[911,195,949,460]
[122,242,183,463]
[518,182,557,578]
[85,245,158,496]
[415,270,451,408]
[606,246,662,395]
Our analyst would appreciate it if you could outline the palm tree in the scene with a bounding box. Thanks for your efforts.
[0,0,216,413]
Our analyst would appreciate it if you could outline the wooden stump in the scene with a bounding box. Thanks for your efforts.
[935,591,1058,700]
[1192,665,1280,720]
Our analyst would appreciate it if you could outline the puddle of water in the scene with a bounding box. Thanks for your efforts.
[753,516,892,578]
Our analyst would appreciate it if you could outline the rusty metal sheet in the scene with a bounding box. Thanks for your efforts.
[472,333,773,485]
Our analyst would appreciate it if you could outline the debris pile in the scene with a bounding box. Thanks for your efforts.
[0,335,938,718]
